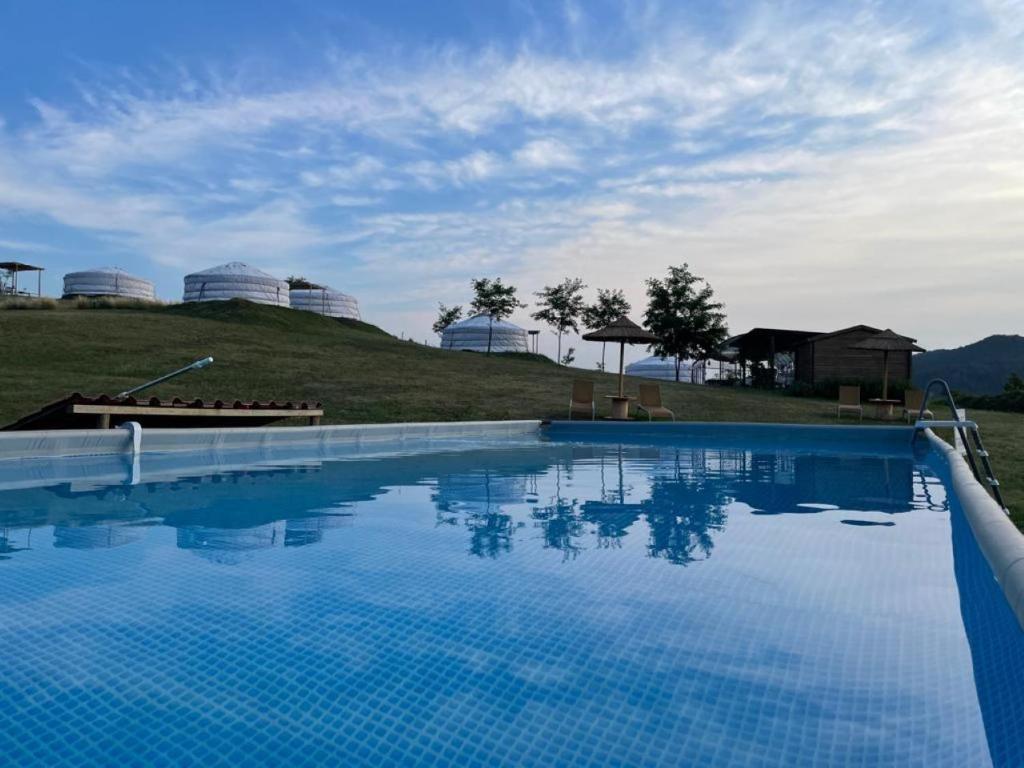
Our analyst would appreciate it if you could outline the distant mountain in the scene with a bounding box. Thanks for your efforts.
[912,335,1024,395]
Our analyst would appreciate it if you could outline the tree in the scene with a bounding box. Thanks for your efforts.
[532,277,587,365]
[1005,372,1024,393]
[470,278,525,354]
[286,275,319,289]
[561,347,576,366]
[433,303,463,347]
[582,288,632,372]
[644,264,728,382]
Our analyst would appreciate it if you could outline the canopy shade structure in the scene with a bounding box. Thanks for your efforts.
[0,261,43,297]
[583,316,659,397]
[723,327,821,362]
[290,286,361,320]
[183,262,289,307]
[441,314,528,353]
[63,267,155,300]
[849,329,925,400]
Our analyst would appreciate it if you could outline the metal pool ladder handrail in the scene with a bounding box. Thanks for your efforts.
[912,378,1007,513]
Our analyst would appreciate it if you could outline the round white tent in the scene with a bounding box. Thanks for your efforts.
[289,286,361,320]
[626,355,694,382]
[183,262,289,307]
[441,314,528,353]
[62,267,155,300]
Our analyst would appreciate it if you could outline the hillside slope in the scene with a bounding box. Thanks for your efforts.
[2,300,1021,526]
[0,300,827,425]
[913,334,1024,395]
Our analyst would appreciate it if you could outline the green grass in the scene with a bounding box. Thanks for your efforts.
[1,299,1020,529]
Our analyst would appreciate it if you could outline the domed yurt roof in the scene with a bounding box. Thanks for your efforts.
[289,285,360,320]
[62,267,155,300]
[625,355,692,382]
[441,313,528,353]
[183,262,289,307]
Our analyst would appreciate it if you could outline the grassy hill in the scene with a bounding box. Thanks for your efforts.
[913,334,1024,395]
[1,299,1021,527]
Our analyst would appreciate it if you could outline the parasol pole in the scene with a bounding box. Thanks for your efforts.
[882,349,890,400]
[618,341,626,397]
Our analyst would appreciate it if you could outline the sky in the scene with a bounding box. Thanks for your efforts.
[0,0,1022,367]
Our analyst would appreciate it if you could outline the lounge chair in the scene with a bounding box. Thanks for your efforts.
[903,389,934,423]
[569,379,595,420]
[637,383,675,421]
[837,385,862,421]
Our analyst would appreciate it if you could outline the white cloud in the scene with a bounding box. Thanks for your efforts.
[330,194,382,207]
[0,238,55,253]
[514,138,579,170]
[0,1,1022,360]
[445,150,502,184]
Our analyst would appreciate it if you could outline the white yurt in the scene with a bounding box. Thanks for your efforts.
[62,267,155,300]
[182,262,289,307]
[626,355,694,382]
[289,285,361,320]
[441,314,528,353]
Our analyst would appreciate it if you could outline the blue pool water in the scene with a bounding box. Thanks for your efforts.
[0,431,1022,766]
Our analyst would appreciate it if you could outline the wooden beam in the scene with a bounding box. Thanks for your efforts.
[71,404,324,419]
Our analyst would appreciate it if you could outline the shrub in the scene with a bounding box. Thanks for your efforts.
[958,390,1024,414]
[788,377,911,401]
[0,297,58,310]
[66,296,166,310]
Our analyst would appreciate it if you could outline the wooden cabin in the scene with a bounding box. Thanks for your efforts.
[793,325,913,386]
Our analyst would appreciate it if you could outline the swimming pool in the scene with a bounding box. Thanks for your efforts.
[0,425,1022,766]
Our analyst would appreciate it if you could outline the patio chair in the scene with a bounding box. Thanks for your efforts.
[903,389,934,423]
[569,379,595,420]
[637,383,675,421]
[837,385,862,421]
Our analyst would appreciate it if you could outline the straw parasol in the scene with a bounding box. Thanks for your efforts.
[850,329,924,400]
[582,316,659,397]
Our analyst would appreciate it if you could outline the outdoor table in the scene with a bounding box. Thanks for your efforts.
[604,395,635,420]
[868,398,901,419]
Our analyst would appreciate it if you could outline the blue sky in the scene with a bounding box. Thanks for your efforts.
[1,0,1022,363]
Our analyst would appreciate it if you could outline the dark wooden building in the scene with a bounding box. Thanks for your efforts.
[793,325,915,386]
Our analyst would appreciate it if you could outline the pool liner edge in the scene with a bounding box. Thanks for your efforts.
[0,421,543,460]
[926,429,1024,630]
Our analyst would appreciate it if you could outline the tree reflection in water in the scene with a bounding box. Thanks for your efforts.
[2,442,921,571]
[438,446,731,566]
[642,448,728,565]
[531,459,587,560]
[433,469,527,559]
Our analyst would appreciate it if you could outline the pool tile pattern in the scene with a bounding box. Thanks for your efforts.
[0,443,1022,766]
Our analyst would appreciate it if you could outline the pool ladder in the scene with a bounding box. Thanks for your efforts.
[912,378,1007,513]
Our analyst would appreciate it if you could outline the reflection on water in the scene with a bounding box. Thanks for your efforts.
[0,442,941,568]
[0,438,1021,767]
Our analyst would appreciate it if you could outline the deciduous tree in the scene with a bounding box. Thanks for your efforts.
[644,264,728,382]
[532,278,587,365]
[582,288,632,371]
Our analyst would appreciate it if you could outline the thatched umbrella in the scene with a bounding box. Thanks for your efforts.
[850,329,924,400]
[582,316,659,397]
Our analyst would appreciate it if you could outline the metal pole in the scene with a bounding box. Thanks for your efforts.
[618,342,625,397]
[117,356,214,398]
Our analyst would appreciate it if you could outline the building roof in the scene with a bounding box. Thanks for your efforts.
[724,327,822,360]
[446,313,526,332]
[0,262,44,272]
[186,261,281,279]
[801,324,887,344]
